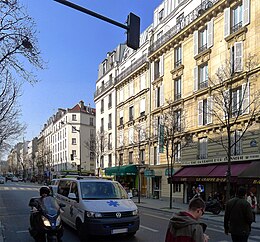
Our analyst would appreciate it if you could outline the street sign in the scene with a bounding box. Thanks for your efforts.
[144,169,155,177]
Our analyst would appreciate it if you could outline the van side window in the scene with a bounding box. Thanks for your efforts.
[70,182,79,198]
[57,180,71,197]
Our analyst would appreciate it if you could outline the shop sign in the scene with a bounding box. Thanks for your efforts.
[165,168,175,176]
[144,169,155,177]
[253,179,260,185]
[195,177,226,182]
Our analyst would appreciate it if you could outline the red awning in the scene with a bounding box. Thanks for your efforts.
[208,163,252,177]
[172,165,216,182]
[172,162,252,182]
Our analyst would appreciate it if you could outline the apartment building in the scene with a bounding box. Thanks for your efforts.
[39,101,96,177]
[95,0,260,203]
[94,45,126,174]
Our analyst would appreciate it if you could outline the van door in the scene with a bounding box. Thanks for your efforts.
[57,180,72,224]
[67,181,80,227]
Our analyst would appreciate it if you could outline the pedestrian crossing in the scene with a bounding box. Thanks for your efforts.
[0,186,39,191]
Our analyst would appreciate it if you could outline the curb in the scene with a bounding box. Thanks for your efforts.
[136,203,260,231]
[0,221,5,242]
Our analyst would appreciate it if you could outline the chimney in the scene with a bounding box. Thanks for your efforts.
[79,100,84,110]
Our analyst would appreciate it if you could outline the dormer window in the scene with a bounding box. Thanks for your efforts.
[102,62,106,74]
[158,9,164,21]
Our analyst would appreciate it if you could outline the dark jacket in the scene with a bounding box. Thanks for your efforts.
[165,211,206,242]
[224,197,253,235]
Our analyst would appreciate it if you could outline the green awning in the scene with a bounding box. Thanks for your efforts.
[105,165,137,176]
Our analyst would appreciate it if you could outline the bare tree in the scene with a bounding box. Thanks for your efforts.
[0,0,44,149]
[206,54,260,201]
[159,100,192,208]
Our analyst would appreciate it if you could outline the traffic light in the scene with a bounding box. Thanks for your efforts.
[127,13,140,50]
[70,154,74,161]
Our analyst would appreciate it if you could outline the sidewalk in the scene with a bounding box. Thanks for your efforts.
[132,197,260,230]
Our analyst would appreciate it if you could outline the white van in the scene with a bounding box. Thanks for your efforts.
[56,177,139,241]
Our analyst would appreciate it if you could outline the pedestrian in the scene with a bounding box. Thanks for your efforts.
[247,191,257,222]
[165,197,209,242]
[224,186,254,242]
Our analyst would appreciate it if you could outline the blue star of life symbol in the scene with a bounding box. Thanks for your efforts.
[107,200,119,207]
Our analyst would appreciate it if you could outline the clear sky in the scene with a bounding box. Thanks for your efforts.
[19,0,162,141]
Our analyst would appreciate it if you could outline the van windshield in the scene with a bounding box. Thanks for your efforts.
[80,182,128,200]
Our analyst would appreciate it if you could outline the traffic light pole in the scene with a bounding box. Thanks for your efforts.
[54,0,140,50]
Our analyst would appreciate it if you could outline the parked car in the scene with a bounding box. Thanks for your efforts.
[0,175,5,184]
[11,176,19,182]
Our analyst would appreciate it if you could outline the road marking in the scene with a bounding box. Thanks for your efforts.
[16,230,29,233]
[142,212,170,221]
[140,225,159,232]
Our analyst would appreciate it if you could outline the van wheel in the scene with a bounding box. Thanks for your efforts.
[76,220,88,242]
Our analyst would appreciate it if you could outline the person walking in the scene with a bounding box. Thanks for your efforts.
[247,191,258,222]
[165,197,209,242]
[224,186,254,242]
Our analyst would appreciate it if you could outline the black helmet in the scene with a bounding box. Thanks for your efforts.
[40,186,50,196]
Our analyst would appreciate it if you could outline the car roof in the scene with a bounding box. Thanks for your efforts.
[59,177,114,183]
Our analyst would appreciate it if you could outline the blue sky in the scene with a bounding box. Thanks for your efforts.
[20,0,162,141]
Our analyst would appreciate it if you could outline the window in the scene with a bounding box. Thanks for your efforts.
[108,133,112,150]
[90,117,94,126]
[100,118,104,133]
[194,63,208,91]
[224,0,250,38]
[108,114,112,129]
[174,46,182,68]
[72,150,76,157]
[119,88,124,103]
[174,77,182,101]
[119,153,123,165]
[101,99,104,113]
[194,19,213,56]
[152,55,164,81]
[154,147,158,165]
[108,154,112,167]
[230,42,243,73]
[129,106,134,121]
[140,98,145,116]
[128,127,134,144]
[198,137,208,159]
[128,81,134,98]
[129,151,133,164]
[72,114,77,121]
[174,184,181,192]
[174,110,182,131]
[119,132,124,147]
[231,131,242,155]
[140,74,146,90]
[108,93,112,108]
[140,150,145,164]
[155,85,164,108]
[158,9,164,21]
[72,126,77,133]
[198,97,212,126]
[102,62,106,74]
[72,138,76,145]
[119,110,124,125]
[174,142,181,162]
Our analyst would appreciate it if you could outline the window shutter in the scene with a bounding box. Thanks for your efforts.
[194,30,198,56]
[223,90,229,120]
[194,66,198,91]
[120,110,123,119]
[224,8,230,38]
[153,117,158,136]
[140,74,146,90]
[236,131,242,155]
[154,88,158,108]
[160,84,164,106]
[140,98,145,113]
[198,100,203,126]
[207,18,214,48]
[207,97,213,124]
[243,0,250,26]
[154,9,158,28]
[242,82,250,114]
[98,64,103,78]
[160,55,164,77]
[129,128,134,144]
[234,42,243,72]
[151,62,155,82]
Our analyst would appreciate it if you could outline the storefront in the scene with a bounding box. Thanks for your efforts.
[171,162,252,203]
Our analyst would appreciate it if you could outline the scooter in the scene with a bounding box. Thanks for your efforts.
[205,199,222,215]
[28,196,64,242]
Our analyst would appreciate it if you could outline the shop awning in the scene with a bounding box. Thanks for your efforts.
[238,161,260,184]
[105,165,137,176]
[172,165,217,182]
[171,162,252,182]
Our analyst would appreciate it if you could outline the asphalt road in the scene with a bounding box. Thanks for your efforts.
[0,182,260,242]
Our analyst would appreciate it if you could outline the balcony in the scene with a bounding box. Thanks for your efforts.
[115,54,147,84]
[198,80,208,89]
[108,122,112,129]
[129,115,134,122]
[149,0,218,55]
[198,43,207,53]
[174,60,182,69]
[174,93,181,101]
[94,78,114,99]
[231,21,242,34]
